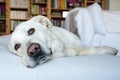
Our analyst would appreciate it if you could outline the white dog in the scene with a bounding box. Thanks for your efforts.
[9,15,118,68]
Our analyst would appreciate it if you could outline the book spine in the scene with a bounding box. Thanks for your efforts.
[61,0,65,9]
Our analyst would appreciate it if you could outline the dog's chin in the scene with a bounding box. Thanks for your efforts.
[26,43,52,68]
[26,54,51,68]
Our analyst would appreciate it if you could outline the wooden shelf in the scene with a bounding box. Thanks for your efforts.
[86,1,101,3]
[31,2,47,5]
[10,7,28,10]
[0,32,8,35]
[31,14,47,16]
[51,8,70,11]
[11,18,28,21]
[51,16,65,19]
[0,0,10,35]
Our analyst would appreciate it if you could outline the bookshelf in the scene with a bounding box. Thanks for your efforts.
[10,0,30,31]
[50,0,104,27]
[51,0,83,27]
[0,0,105,35]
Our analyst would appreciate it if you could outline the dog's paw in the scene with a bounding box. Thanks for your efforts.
[107,47,118,55]
[97,46,118,55]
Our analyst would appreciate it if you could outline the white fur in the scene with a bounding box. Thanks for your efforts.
[9,15,118,68]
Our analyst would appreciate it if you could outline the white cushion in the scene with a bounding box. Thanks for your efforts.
[87,3,106,35]
[75,8,95,46]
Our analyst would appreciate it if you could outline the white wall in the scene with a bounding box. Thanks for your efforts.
[109,0,120,11]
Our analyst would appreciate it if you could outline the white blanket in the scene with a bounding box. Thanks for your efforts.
[102,11,120,32]
[75,3,108,46]
[75,3,120,56]
[91,33,120,56]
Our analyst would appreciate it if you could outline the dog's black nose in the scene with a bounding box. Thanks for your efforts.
[27,43,42,57]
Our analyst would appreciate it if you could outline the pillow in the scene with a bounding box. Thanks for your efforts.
[87,3,106,35]
[75,8,95,46]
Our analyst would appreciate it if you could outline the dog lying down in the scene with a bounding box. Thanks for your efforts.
[9,15,118,68]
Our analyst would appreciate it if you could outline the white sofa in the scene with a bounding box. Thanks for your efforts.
[0,35,120,80]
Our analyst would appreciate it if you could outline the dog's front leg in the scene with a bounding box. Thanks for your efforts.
[79,46,118,56]
[51,40,65,58]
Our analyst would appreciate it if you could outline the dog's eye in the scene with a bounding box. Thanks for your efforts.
[28,28,35,35]
[15,44,21,51]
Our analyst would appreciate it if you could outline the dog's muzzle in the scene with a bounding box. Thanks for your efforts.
[26,43,52,68]
[27,43,47,61]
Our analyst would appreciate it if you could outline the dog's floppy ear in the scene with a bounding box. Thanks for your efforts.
[31,15,52,28]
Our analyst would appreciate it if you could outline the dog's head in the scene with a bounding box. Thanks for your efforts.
[9,15,53,68]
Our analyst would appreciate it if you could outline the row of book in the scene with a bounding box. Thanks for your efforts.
[10,0,28,8]
[51,0,82,9]
[51,19,65,28]
[11,20,24,31]
[31,0,47,3]
[10,11,28,19]
[0,21,5,32]
[0,9,5,18]
[31,4,46,15]
[51,0,67,9]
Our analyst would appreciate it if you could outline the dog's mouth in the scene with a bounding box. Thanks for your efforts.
[37,53,51,64]
[26,43,52,68]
